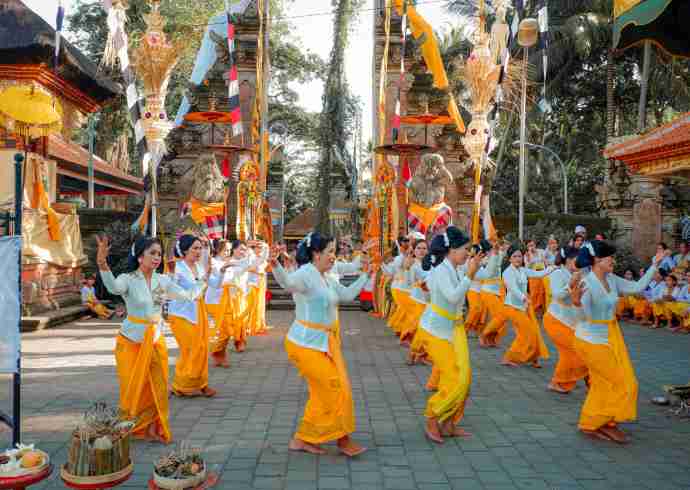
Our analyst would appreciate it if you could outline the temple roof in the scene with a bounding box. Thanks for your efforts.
[603,112,690,178]
[0,0,120,104]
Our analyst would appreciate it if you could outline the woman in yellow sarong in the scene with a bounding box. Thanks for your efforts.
[414,226,482,444]
[479,242,509,348]
[246,241,269,336]
[271,231,369,457]
[96,235,208,444]
[500,245,553,368]
[524,239,547,315]
[403,239,429,363]
[382,236,412,336]
[543,246,588,394]
[81,274,114,320]
[571,240,662,444]
[168,235,218,398]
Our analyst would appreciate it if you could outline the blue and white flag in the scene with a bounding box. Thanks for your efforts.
[54,0,65,70]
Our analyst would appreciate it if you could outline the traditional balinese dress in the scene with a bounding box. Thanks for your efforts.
[81,285,113,319]
[414,258,472,424]
[479,252,509,347]
[501,265,551,365]
[525,249,547,313]
[273,262,367,445]
[101,269,205,443]
[168,260,220,395]
[246,245,270,336]
[206,251,254,354]
[401,260,429,345]
[573,265,656,432]
[465,256,489,335]
[382,255,410,335]
[543,267,588,392]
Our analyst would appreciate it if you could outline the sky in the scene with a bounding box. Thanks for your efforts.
[24,0,452,145]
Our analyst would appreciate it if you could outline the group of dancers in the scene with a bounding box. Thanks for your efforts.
[94,233,269,444]
[375,227,664,445]
[93,223,664,452]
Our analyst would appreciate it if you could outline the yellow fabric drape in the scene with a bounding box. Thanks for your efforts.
[169,299,210,394]
[29,158,60,241]
[189,197,225,224]
[284,318,355,444]
[115,317,171,443]
[543,313,588,392]
[573,318,638,431]
[614,0,642,18]
[424,304,471,423]
[22,209,86,266]
[408,202,447,231]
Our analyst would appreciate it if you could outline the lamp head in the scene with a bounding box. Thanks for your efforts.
[517,18,539,47]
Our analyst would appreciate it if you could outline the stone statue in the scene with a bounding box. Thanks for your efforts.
[409,153,454,208]
[408,153,454,236]
[191,153,225,204]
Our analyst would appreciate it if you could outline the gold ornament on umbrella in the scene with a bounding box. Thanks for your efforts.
[131,0,181,155]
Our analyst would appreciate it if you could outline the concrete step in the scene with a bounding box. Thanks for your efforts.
[21,304,91,332]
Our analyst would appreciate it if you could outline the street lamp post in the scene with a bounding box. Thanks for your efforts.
[512,141,568,214]
[517,18,538,240]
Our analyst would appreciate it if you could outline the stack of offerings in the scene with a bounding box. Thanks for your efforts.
[61,402,135,483]
[153,442,207,489]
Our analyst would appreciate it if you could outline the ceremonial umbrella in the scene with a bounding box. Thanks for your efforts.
[0,84,62,140]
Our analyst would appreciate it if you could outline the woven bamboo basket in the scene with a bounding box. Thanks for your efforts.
[153,464,206,489]
[60,461,133,486]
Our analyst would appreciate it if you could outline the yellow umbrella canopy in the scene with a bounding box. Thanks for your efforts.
[0,84,63,139]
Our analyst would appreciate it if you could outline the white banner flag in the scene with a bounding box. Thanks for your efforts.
[0,236,20,374]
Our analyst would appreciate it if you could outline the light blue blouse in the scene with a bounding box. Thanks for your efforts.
[382,255,409,291]
[168,261,222,324]
[408,261,429,304]
[419,259,472,342]
[575,266,657,344]
[273,262,367,353]
[546,267,581,329]
[480,253,506,296]
[101,270,204,342]
[502,265,552,311]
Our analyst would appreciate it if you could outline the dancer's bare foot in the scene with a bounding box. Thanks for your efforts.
[531,361,542,369]
[425,418,443,444]
[142,424,168,444]
[288,438,326,455]
[337,436,367,457]
[547,383,569,394]
[501,359,519,367]
[235,341,246,353]
[581,429,613,442]
[201,387,217,398]
[441,421,472,438]
[599,425,629,444]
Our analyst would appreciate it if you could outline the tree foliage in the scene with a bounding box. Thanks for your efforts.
[443,0,690,217]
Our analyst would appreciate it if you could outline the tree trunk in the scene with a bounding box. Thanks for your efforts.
[637,41,652,133]
[315,0,355,234]
[606,48,615,142]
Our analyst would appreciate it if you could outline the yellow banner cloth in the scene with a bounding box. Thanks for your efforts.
[22,209,86,267]
[189,197,225,224]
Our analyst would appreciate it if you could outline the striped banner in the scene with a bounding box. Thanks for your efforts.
[101,0,151,183]
[225,0,243,137]
[54,0,64,70]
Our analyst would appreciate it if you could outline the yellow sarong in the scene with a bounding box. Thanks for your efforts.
[502,306,550,364]
[208,285,232,354]
[543,312,588,392]
[573,318,638,431]
[169,299,210,394]
[284,319,354,444]
[115,317,171,443]
[479,286,509,346]
[419,305,471,423]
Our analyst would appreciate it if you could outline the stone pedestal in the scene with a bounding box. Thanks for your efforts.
[21,259,82,315]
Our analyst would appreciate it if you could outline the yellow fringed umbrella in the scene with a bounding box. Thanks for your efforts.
[0,84,63,139]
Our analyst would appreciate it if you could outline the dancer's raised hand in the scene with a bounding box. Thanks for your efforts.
[95,234,110,270]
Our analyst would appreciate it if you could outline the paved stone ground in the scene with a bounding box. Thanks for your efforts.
[2,311,690,489]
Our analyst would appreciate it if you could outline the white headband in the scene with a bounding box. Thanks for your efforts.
[175,241,182,257]
[131,243,136,256]
[560,247,566,259]
[443,233,449,247]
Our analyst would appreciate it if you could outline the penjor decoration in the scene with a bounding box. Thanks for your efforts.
[236,159,261,241]
[132,0,180,158]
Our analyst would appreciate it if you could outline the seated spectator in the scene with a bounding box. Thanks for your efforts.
[657,242,675,272]
[634,269,664,325]
[81,274,114,320]
[672,241,690,272]
[616,269,638,320]
[650,271,676,329]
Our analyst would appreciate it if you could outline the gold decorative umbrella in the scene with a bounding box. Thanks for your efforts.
[0,84,62,139]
